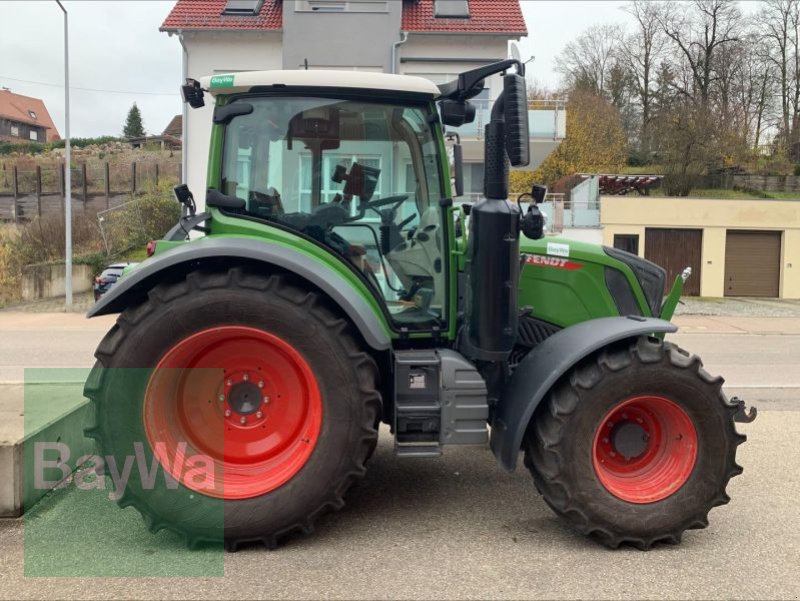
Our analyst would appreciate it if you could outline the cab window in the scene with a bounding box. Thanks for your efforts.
[220,96,447,329]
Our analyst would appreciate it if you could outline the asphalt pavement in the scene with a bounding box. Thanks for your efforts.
[0,310,797,599]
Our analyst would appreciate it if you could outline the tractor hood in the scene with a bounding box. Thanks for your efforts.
[517,236,668,325]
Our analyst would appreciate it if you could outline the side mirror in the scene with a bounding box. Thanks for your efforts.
[181,79,205,109]
[503,73,530,167]
[440,100,476,127]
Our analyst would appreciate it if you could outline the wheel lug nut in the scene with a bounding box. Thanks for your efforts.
[602,437,609,444]
[240,417,247,425]
[226,379,232,386]
[224,409,231,417]
[258,381,264,388]
[243,374,249,381]
[264,396,270,404]
[218,394,225,402]
[256,411,263,418]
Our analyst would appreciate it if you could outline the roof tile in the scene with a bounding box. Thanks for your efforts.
[161,0,283,31]
[401,0,527,34]
[161,0,526,35]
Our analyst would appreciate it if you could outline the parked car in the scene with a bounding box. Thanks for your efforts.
[94,263,134,301]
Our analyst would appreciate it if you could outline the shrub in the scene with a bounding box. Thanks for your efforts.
[98,184,180,255]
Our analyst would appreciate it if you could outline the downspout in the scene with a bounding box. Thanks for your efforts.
[177,29,188,185]
[391,31,409,74]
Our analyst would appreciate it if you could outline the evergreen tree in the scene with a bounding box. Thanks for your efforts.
[123,103,145,138]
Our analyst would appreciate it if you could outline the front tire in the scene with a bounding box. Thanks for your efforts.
[524,337,746,549]
[84,268,381,549]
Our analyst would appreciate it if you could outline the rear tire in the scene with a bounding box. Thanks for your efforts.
[84,267,381,549]
[524,336,746,549]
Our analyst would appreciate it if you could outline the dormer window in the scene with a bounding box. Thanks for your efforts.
[28,110,37,119]
[221,0,264,16]
[434,0,470,18]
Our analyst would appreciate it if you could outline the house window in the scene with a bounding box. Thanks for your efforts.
[29,130,38,141]
[221,0,264,16]
[28,110,37,119]
[309,0,346,11]
[295,0,388,13]
[10,125,19,137]
[613,234,640,255]
[434,0,470,18]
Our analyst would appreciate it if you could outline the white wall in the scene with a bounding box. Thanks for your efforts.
[557,228,603,245]
[184,30,283,210]
[399,34,512,100]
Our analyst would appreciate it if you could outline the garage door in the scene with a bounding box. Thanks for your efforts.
[724,230,781,297]
[645,228,703,296]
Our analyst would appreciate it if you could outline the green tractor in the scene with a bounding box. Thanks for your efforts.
[85,60,755,550]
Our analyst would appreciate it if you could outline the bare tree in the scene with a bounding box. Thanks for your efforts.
[658,0,742,107]
[619,0,668,154]
[790,2,800,159]
[756,0,798,153]
[555,23,624,95]
[734,35,777,149]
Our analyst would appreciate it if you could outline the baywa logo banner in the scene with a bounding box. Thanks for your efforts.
[23,368,225,577]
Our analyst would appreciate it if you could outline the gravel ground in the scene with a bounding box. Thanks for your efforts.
[675,296,800,317]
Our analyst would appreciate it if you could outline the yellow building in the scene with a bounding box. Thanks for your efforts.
[601,196,800,299]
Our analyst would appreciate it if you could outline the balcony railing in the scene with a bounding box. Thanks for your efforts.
[540,197,601,232]
[450,98,567,141]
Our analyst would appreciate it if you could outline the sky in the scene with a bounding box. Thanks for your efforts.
[0,1,762,139]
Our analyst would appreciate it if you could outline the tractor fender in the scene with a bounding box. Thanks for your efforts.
[490,316,677,471]
[87,237,392,351]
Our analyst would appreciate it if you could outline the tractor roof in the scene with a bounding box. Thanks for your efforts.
[200,70,440,98]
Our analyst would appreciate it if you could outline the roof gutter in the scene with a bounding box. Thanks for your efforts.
[160,27,283,33]
[391,31,409,74]
[401,31,527,37]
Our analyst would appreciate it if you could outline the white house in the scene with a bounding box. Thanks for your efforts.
[160,0,566,205]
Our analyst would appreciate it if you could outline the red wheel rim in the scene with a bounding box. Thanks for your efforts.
[592,395,697,504]
[143,326,322,500]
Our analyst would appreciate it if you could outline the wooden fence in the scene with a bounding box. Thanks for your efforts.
[0,161,181,222]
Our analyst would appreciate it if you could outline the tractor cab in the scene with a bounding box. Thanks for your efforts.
[173,62,532,335]
[213,88,449,327]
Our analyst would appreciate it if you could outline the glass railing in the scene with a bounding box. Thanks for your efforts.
[450,98,567,140]
[540,198,601,230]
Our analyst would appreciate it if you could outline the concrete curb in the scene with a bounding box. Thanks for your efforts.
[0,382,94,518]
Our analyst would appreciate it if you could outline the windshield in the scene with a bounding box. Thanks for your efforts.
[220,95,447,328]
